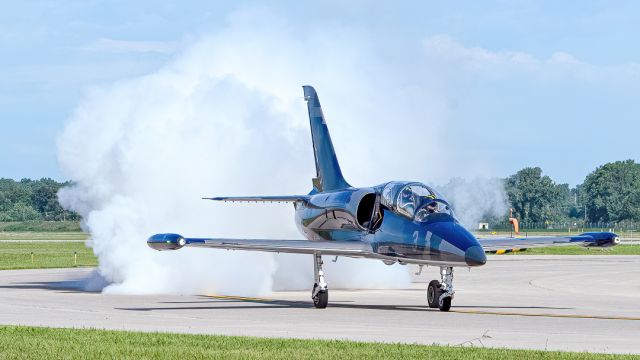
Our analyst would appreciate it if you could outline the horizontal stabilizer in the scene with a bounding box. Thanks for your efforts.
[203,195,309,203]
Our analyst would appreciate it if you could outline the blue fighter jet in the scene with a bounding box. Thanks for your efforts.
[148,86,620,311]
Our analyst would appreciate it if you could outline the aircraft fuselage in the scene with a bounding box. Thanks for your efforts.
[294,183,486,267]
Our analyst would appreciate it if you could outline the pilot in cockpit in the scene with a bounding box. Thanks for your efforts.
[399,187,416,214]
[425,201,438,214]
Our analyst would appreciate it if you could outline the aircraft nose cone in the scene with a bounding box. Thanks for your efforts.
[465,245,487,267]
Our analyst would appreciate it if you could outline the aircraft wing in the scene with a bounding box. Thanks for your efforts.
[203,195,309,203]
[148,233,372,256]
[478,232,620,253]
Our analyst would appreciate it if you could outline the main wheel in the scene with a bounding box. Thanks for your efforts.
[439,296,451,312]
[312,284,328,309]
[427,280,441,308]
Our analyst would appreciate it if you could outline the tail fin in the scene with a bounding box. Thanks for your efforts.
[303,86,350,192]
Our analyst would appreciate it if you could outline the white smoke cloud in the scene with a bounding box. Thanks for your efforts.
[437,178,508,229]
[57,8,506,296]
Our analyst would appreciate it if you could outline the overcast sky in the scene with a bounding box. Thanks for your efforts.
[1,1,639,186]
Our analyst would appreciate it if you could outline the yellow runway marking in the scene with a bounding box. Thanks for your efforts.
[451,309,640,321]
[204,294,310,306]
[205,294,275,302]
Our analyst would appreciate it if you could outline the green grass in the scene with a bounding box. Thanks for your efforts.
[0,221,82,232]
[476,229,638,238]
[0,231,87,240]
[506,244,640,255]
[0,326,636,360]
[0,241,96,270]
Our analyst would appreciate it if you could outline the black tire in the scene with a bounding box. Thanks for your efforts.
[439,296,452,312]
[427,280,441,308]
[312,283,328,309]
[313,290,328,309]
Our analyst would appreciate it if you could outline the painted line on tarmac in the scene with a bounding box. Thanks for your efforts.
[206,295,640,321]
[204,294,311,307]
[451,309,640,321]
[205,294,275,302]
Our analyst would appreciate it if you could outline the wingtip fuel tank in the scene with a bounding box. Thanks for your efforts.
[147,233,186,251]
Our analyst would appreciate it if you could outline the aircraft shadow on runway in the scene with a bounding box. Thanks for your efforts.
[116,296,574,312]
[0,280,574,312]
[0,280,96,293]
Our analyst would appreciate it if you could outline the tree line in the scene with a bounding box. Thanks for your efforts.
[0,178,79,222]
[504,159,640,225]
[1,159,638,225]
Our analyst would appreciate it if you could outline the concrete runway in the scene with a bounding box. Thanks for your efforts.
[0,255,639,354]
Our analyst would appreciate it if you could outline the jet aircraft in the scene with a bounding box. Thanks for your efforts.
[148,86,620,311]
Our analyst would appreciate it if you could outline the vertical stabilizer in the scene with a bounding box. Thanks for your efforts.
[303,86,350,192]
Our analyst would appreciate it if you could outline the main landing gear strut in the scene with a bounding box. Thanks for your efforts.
[427,266,454,311]
[312,252,328,308]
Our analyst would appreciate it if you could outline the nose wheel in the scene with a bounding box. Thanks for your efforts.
[312,252,328,308]
[427,267,454,311]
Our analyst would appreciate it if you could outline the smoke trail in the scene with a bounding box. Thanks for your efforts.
[58,78,293,295]
[57,8,506,295]
[437,178,508,229]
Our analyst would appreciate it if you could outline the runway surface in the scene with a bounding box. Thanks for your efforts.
[0,255,639,354]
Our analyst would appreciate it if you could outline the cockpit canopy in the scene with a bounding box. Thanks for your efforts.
[381,182,455,222]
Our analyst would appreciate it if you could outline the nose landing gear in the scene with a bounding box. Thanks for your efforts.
[312,252,328,308]
[427,266,454,311]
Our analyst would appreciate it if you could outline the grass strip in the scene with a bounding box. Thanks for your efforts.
[0,231,87,241]
[0,241,96,269]
[0,221,82,232]
[506,244,640,255]
[0,326,636,360]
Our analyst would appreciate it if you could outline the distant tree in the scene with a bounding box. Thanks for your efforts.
[581,160,640,223]
[5,203,41,221]
[0,177,79,222]
[569,185,584,220]
[0,178,32,211]
[505,167,572,224]
[31,178,66,220]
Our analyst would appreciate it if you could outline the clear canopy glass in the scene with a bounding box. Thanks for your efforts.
[414,199,454,222]
[381,182,454,221]
[396,184,433,218]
